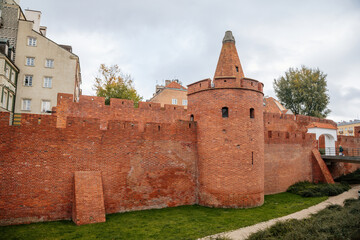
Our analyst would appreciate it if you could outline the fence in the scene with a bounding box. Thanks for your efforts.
[319,147,360,156]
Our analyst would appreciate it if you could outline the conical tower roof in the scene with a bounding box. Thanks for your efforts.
[214,31,244,84]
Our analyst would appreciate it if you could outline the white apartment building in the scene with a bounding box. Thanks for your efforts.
[0,0,81,115]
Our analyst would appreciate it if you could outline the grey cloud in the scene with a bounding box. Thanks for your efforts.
[21,0,360,121]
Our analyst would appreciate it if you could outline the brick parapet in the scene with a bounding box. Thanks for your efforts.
[187,78,263,96]
[265,130,316,145]
[264,112,337,132]
[55,93,188,129]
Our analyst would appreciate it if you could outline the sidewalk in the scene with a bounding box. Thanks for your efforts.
[201,185,360,240]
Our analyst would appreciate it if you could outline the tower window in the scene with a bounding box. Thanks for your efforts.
[222,107,229,118]
[190,114,194,121]
[250,108,255,119]
[235,66,239,72]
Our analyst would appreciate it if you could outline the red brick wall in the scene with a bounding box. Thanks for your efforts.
[0,112,197,225]
[355,126,360,137]
[264,113,337,133]
[329,136,360,178]
[188,87,264,208]
[264,131,317,194]
[72,171,106,225]
[55,94,188,129]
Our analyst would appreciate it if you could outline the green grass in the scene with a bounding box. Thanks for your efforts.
[0,193,327,240]
[247,199,360,240]
[287,181,350,197]
[335,168,360,184]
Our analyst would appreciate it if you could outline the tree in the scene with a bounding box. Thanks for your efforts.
[273,66,330,118]
[94,64,143,106]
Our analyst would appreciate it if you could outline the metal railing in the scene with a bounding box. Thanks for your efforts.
[319,147,360,157]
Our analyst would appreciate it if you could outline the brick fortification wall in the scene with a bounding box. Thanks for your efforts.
[55,94,188,130]
[2,29,357,226]
[264,112,337,133]
[188,77,265,208]
[0,112,197,225]
[263,129,317,194]
[329,135,360,178]
[263,113,338,194]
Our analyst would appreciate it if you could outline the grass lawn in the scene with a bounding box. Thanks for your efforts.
[0,193,327,240]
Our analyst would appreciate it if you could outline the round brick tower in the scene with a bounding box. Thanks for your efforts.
[187,31,264,208]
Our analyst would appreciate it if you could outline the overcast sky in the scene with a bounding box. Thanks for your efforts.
[20,0,360,122]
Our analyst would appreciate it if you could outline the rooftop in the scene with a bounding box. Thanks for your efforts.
[307,122,337,130]
[337,120,360,126]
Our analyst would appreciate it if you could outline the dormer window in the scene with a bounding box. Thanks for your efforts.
[28,37,37,47]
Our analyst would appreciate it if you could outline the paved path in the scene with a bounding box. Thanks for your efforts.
[200,185,360,240]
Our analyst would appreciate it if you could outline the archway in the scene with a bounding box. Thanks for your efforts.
[307,124,337,156]
[318,134,336,155]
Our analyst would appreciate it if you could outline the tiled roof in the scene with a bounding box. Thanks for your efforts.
[166,81,187,90]
[307,122,337,130]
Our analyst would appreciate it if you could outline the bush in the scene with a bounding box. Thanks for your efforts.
[335,169,360,184]
[287,181,350,197]
[247,199,360,240]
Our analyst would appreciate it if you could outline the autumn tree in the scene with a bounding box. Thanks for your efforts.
[273,66,330,118]
[94,64,142,105]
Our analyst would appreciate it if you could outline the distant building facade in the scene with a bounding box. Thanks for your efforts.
[337,120,360,136]
[148,79,188,108]
[0,0,81,115]
[0,38,18,114]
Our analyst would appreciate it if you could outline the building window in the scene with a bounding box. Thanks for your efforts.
[45,59,54,68]
[5,65,10,78]
[26,57,35,66]
[27,37,37,46]
[10,70,16,83]
[250,108,255,118]
[182,99,187,106]
[8,94,13,111]
[24,75,33,86]
[43,77,52,88]
[41,100,51,113]
[2,90,8,108]
[172,99,177,105]
[190,114,194,121]
[236,66,239,72]
[22,99,31,111]
[222,107,229,118]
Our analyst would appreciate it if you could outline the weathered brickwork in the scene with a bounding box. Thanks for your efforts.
[263,131,317,194]
[72,171,106,225]
[0,112,197,225]
[1,30,360,226]
[188,87,264,207]
[55,94,188,130]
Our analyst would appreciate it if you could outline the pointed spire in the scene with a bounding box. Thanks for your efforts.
[214,31,244,84]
